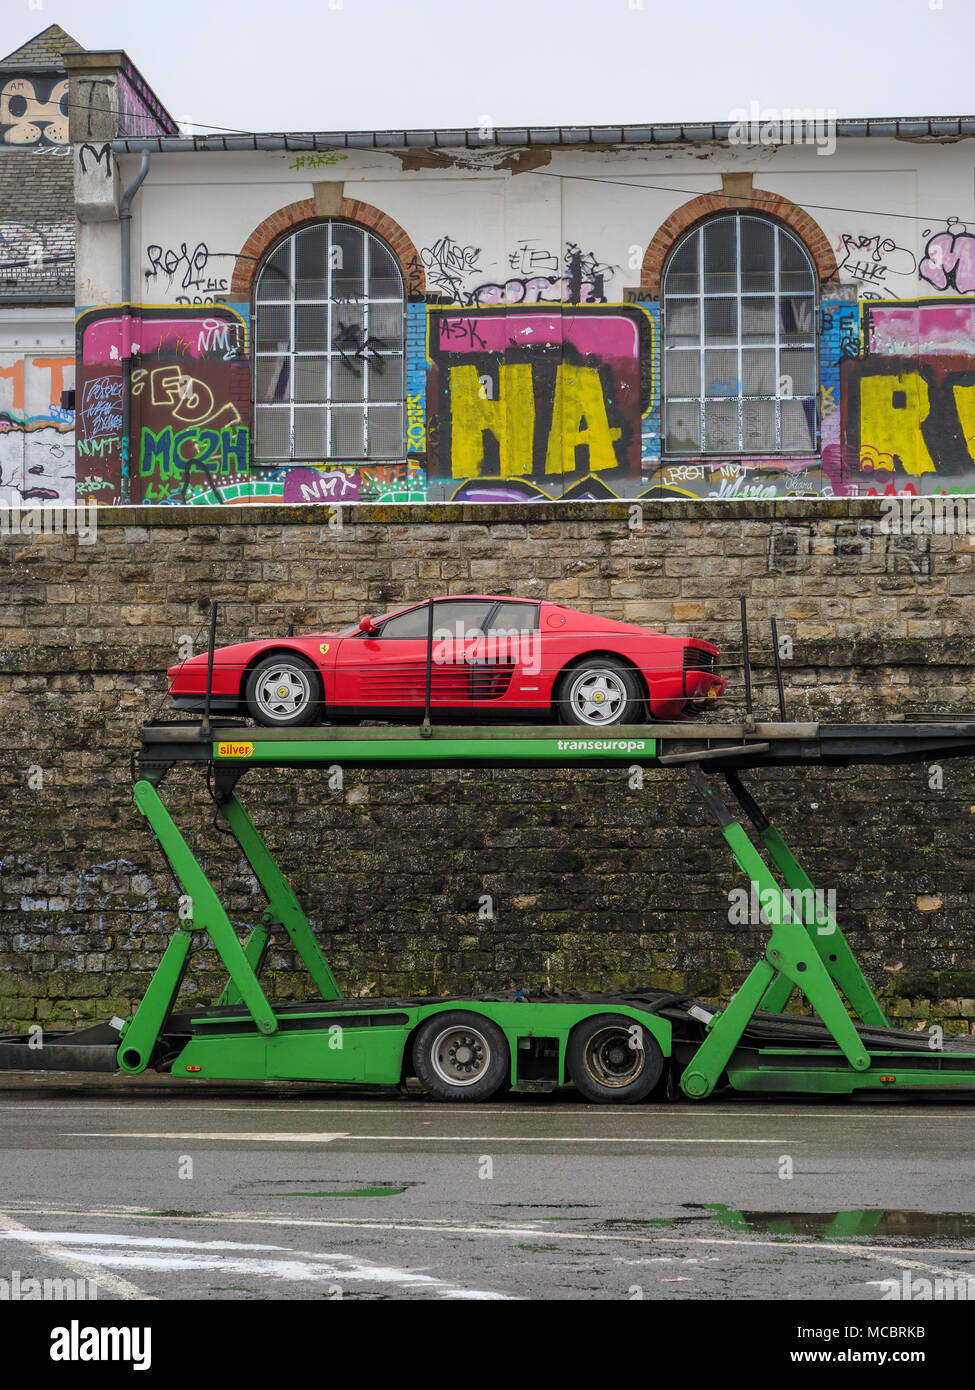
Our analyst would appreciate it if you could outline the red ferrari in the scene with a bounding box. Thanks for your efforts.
[167,596,726,728]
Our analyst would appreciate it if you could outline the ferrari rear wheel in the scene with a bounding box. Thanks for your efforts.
[244,654,321,727]
[557,659,643,727]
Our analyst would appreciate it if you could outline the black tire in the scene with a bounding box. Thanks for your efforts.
[244,653,321,727]
[412,1010,510,1103]
[556,658,643,727]
[566,1013,665,1104]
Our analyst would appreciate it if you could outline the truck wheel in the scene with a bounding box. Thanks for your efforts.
[413,1011,510,1103]
[244,654,321,727]
[566,1014,664,1104]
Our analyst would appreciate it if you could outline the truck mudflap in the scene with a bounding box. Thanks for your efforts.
[0,1020,121,1072]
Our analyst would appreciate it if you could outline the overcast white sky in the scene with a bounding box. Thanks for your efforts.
[5,0,975,132]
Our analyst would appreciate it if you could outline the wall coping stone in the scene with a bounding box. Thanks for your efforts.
[82,499,894,527]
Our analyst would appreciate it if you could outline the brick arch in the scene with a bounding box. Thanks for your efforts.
[231,197,426,300]
[640,190,837,297]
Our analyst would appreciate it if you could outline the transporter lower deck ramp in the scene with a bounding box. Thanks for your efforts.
[5,717,975,1102]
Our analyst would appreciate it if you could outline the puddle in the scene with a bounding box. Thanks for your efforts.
[271,1187,407,1198]
[136,1209,209,1217]
[234,1179,415,1198]
[502,1203,598,1210]
[689,1205,975,1241]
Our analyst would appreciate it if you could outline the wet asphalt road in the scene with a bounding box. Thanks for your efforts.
[1,1075,974,1301]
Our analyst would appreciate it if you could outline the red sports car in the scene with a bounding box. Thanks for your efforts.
[167,596,726,728]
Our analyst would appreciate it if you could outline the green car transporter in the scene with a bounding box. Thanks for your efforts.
[5,712,975,1104]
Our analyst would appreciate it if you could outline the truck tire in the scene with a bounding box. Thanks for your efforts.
[413,1011,510,1103]
[566,1013,664,1104]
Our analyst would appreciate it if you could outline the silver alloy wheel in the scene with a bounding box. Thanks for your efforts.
[567,667,627,725]
[429,1025,492,1088]
[255,663,312,720]
[583,1025,646,1089]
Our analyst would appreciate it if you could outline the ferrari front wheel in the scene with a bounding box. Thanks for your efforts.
[244,654,321,727]
[557,659,643,727]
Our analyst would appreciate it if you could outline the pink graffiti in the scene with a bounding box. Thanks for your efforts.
[865,302,975,356]
[437,311,641,358]
[81,311,247,364]
[919,230,975,294]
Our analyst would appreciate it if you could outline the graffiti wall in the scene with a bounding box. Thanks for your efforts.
[833,299,975,496]
[0,72,68,146]
[0,348,74,504]
[425,304,653,499]
[74,306,250,504]
[69,168,975,504]
[92,292,975,505]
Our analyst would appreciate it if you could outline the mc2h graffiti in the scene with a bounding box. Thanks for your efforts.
[74,305,250,504]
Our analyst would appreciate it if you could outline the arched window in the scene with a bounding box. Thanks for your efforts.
[253,220,406,462]
[662,214,818,456]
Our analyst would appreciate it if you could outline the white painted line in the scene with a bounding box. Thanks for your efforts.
[7,1205,975,1281]
[64,1131,351,1143]
[0,1212,153,1302]
[0,1228,509,1300]
[63,1130,788,1144]
[650,1236,975,1284]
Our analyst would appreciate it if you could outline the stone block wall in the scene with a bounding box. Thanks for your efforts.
[1,499,973,1032]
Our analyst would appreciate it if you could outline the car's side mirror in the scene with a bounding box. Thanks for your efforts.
[358,615,378,635]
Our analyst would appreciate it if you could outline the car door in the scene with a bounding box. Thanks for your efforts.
[466,600,542,708]
[340,599,496,711]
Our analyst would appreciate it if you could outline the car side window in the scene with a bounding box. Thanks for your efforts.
[377,606,432,639]
[380,600,495,640]
[490,602,539,633]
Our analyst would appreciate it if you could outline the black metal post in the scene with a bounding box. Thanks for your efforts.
[421,598,434,737]
[770,615,787,721]
[201,601,218,740]
[740,594,753,718]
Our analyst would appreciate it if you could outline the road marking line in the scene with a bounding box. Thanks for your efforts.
[63,1131,789,1144]
[0,1212,153,1301]
[650,1236,975,1283]
[0,1228,509,1300]
[13,1206,973,1273]
[64,1131,351,1143]
[7,1205,975,1280]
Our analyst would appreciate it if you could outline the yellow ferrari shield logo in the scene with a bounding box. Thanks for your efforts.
[319,643,330,654]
